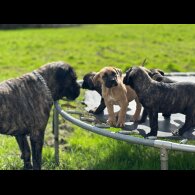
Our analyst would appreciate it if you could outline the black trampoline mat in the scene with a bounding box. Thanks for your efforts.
[84,75,195,139]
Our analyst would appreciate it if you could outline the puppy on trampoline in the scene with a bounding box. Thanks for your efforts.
[0,61,80,170]
[82,72,106,114]
[123,66,195,138]
[93,67,142,127]
[139,68,176,123]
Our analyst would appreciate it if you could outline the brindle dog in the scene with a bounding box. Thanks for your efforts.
[123,66,195,138]
[139,68,176,123]
[82,72,106,114]
[0,61,80,169]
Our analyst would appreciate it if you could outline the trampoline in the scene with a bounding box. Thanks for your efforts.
[53,73,195,170]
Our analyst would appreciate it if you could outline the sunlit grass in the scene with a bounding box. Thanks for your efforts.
[1,24,195,169]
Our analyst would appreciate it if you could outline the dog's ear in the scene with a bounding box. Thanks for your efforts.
[114,68,122,77]
[55,67,67,83]
[142,67,152,77]
[123,67,132,85]
[156,69,165,76]
[93,72,102,86]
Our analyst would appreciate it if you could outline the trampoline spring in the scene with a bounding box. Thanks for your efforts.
[95,123,110,128]
[80,117,96,122]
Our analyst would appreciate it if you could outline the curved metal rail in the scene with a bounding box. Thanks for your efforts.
[54,102,195,152]
[53,101,195,170]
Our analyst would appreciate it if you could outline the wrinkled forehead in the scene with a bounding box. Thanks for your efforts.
[141,67,150,73]
[87,72,96,78]
[126,66,143,75]
[101,67,116,76]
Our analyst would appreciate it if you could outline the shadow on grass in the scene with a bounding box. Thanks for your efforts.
[90,142,195,170]
[90,143,160,170]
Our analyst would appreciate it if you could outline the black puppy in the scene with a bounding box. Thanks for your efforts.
[123,66,195,138]
[82,72,106,114]
[139,68,176,123]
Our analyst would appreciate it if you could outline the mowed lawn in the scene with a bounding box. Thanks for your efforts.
[1,24,195,170]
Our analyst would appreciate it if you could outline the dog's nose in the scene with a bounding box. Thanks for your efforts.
[110,78,115,82]
[111,79,117,84]
[110,79,118,86]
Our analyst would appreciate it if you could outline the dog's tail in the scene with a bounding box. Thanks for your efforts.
[141,58,147,67]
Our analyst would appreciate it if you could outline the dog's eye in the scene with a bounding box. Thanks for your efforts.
[102,73,107,79]
[112,72,116,76]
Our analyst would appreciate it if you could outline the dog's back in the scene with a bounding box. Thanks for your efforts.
[0,73,51,134]
[145,81,195,114]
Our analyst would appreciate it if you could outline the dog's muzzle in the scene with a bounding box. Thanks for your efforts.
[106,79,118,88]
[65,82,80,101]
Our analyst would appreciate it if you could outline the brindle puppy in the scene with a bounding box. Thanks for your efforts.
[149,69,176,83]
[123,66,195,138]
[82,72,106,114]
[0,61,80,170]
[139,68,176,123]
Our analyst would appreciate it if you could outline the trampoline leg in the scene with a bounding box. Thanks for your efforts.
[160,148,168,170]
[53,106,59,166]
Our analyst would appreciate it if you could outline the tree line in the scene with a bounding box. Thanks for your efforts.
[0,24,79,29]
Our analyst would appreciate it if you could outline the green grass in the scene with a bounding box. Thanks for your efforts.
[1,24,195,169]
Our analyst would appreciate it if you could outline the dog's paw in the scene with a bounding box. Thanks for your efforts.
[107,118,117,127]
[23,163,33,170]
[171,129,182,136]
[132,115,140,123]
[145,131,157,140]
[89,109,96,114]
[89,108,104,115]
[116,119,125,128]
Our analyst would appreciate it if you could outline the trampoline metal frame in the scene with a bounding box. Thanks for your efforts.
[53,101,195,170]
[53,74,195,170]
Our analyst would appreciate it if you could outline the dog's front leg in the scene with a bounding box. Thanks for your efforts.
[147,111,158,137]
[173,114,194,136]
[117,101,128,128]
[105,101,116,127]
[138,108,148,124]
[15,135,33,170]
[132,97,142,122]
[30,130,45,170]
[89,98,106,114]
